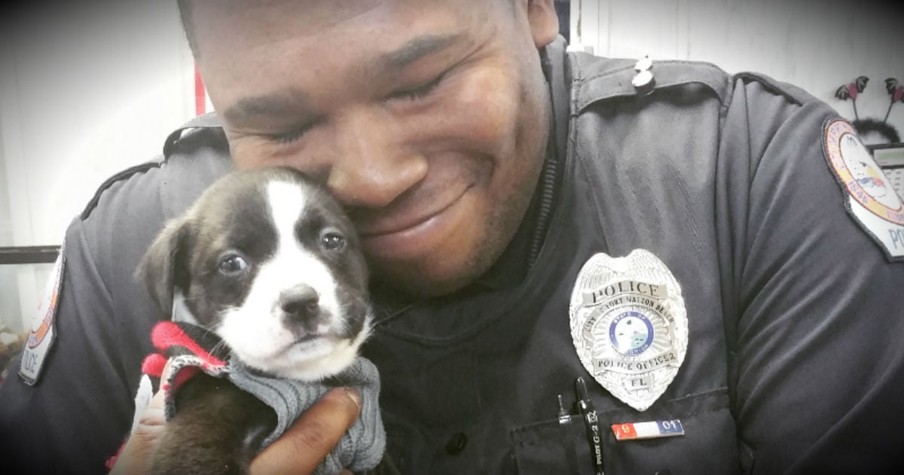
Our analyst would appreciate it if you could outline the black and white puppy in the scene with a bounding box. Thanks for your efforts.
[136,166,373,474]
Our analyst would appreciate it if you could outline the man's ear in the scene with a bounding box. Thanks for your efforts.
[135,218,193,314]
[527,0,559,49]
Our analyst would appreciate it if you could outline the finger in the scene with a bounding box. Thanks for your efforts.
[249,387,362,475]
[110,360,176,475]
[153,359,175,406]
[139,357,173,418]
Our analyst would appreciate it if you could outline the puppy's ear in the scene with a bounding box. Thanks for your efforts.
[135,218,193,313]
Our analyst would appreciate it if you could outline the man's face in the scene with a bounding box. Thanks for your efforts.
[191,0,558,296]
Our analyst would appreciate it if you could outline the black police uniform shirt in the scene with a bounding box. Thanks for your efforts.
[2,38,903,474]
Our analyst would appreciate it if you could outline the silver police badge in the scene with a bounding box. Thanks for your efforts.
[569,249,688,411]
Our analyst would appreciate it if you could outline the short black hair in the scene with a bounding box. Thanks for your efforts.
[176,0,524,58]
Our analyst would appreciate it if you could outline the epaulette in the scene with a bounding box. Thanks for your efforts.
[80,113,225,220]
[733,71,809,107]
[162,113,223,158]
[569,54,732,113]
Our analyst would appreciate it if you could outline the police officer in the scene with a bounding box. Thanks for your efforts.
[2,1,904,474]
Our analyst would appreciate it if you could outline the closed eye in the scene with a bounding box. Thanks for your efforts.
[266,123,316,145]
[389,71,447,102]
[265,116,325,145]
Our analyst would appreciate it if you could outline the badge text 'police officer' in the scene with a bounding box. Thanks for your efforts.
[570,249,688,411]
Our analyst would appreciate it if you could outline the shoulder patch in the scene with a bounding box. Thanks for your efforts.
[823,119,904,261]
[19,243,66,385]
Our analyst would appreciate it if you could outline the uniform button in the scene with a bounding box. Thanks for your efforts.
[632,70,654,88]
[444,432,468,455]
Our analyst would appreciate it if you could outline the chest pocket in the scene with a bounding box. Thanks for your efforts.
[509,388,741,475]
[511,414,596,475]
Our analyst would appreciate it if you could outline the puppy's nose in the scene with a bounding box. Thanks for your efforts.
[279,285,320,323]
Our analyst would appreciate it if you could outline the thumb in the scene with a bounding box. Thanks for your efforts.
[249,387,362,475]
[110,360,174,475]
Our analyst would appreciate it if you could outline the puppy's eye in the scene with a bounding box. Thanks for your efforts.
[218,254,249,276]
[320,230,346,251]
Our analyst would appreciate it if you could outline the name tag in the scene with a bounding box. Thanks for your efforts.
[612,419,685,441]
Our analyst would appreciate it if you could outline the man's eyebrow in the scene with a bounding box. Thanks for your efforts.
[372,33,463,72]
[222,90,314,126]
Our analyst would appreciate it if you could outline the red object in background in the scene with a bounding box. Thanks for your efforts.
[195,66,206,116]
[848,83,859,100]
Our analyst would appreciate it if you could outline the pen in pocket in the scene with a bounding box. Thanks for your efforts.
[575,377,604,475]
[557,394,572,424]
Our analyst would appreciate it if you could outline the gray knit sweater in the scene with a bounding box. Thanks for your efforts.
[155,296,385,474]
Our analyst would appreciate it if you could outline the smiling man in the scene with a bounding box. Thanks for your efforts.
[196,1,553,298]
[2,1,904,474]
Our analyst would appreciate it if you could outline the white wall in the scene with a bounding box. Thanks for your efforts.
[568,0,904,135]
[0,2,197,331]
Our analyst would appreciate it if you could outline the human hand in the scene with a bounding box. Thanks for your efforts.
[108,362,171,475]
[110,361,362,475]
[248,387,362,475]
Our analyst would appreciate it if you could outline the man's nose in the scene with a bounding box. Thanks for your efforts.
[325,108,427,208]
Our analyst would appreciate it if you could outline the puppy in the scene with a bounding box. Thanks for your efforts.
[135,166,376,474]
